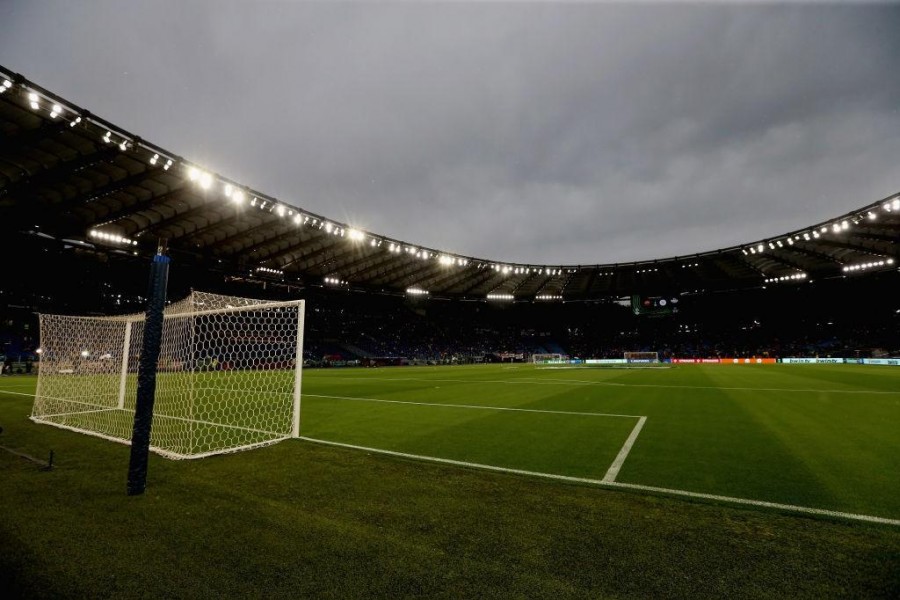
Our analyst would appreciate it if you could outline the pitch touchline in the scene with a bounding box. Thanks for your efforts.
[304,393,643,419]
[298,436,900,527]
[315,375,900,395]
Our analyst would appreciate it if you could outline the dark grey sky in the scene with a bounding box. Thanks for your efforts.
[2,1,898,264]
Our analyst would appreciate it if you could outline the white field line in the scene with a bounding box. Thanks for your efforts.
[298,436,900,527]
[315,375,900,395]
[0,389,43,398]
[305,393,643,419]
[10,389,285,437]
[603,416,647,483]
[38,407,120,420]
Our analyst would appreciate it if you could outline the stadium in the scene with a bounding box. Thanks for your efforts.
[2,6,900,598]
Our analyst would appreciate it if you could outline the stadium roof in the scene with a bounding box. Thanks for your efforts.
[1,65,898,302]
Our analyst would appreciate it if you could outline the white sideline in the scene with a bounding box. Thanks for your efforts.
[299,436,900,527]
[305,393,643,419]
[603,416,647,482]
[320,375,900,395]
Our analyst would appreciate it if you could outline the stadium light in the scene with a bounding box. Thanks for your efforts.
[893,198,900,210]
[487,293,514,301]
[198,172,213,190]
[69,116,82,128]
[233,190,245,204]
[255,266,283,276]
[406,288,429,296]
[50,104,62,118]
[756,244,764,253]
[348,229,364,241]
[832,223,841,233]
[276,205,286,217]
[0,79,12,93]
[150,154,159,166]
[28,92,39,110]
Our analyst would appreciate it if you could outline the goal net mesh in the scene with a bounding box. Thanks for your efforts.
[31,292,305,459]
[624,351,659,363]
[532,353,567,364]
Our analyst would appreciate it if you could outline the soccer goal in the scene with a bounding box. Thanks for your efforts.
[533,353,567,364]
[624,351,659,364]
[31,292,305,459]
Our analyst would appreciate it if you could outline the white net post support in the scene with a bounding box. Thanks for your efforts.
[291,302,305,438]
[31,292,306,460]
[116,320,132,410]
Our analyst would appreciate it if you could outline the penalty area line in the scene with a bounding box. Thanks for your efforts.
[603,416,647,483]
[305,393,643,419]
[298,436,900,527]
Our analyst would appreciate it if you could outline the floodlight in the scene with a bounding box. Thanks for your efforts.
[224,183,233,197]
[233,190,245,204]
[348,229,364,241]
[893,198,900,210]
[187,166,199,181]
[198,172,213,190]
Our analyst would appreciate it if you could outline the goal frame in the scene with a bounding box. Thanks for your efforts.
[532,353,568,364]
[624,351,660,364]
[31,293,306,460]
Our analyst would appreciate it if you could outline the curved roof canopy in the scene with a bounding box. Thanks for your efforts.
[1,66,897,301]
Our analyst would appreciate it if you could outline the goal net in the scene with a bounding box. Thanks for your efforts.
[31,292,305,460]
[624,351,659,364]
[533,353,567,364]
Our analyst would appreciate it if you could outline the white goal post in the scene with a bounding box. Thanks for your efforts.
[624,351,659,364]
[31,292,305,460]
[532,353,568,364]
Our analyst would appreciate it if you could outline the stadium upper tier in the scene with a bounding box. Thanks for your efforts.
[1,65,897,301]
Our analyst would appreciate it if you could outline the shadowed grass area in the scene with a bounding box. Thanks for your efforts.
[2,365,900,597]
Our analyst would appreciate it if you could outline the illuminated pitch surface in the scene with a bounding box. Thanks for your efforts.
[297,363,900,521]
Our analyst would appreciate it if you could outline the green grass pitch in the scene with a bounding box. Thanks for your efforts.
[2,363,899,597]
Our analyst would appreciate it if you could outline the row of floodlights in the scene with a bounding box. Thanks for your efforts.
[89,230,138,246]
[763,273,808,284]
[16,76,896,282]
[4,82,472,270]
[842,259,894,273]
[490,265,568,276]
[406,288,429,296]
[256,267,283,276]
[324,276,347,286]
[743,199,899,256]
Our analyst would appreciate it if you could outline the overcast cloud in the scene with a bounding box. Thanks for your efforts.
[1,1,898,264]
